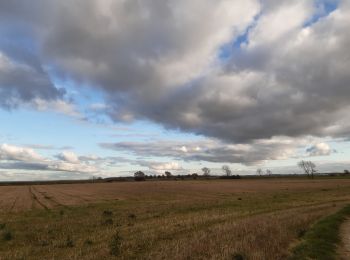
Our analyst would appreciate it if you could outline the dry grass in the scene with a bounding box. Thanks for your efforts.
[0,178,350,259]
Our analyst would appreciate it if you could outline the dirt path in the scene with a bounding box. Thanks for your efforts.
[339,218,350,259]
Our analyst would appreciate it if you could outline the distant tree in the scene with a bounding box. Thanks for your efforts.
[134,171,146,181]
[256,168,263,176]
[266,169,272,176]
[165,171,172,178]
[192,173,198,180]
[344,170,350,175]
[298,160,316,179]
[201,167,211,176]
[222,165,232,176]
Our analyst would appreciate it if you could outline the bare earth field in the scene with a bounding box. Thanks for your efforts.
[0,178,350,259]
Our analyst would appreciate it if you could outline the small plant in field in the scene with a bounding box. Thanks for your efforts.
[59,209,64,216]
[109,231,122,256]
[101,210,114,225]
[40,240,50,246]
[128,213,136,219]
[103,210,113,216]
[65,236,74,247]
[297,228,307,238]
[2,231,12,241]
[102,218,114,225]
[0,223,6,230]
[231,253,246,260]
[84,239,93,246]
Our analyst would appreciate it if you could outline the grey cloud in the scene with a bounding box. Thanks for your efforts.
[0,162,49,171]
[0,50,65,109]
[1,0,350,149]
[100,137,300,165]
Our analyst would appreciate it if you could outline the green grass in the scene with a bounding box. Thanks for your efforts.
[290,204,350,260]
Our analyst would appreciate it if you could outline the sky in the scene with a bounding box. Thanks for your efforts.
[1,0,350,180]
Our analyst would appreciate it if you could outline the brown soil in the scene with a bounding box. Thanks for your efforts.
[1,178,350,212]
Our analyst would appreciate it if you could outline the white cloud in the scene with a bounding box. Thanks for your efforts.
[32,99,81,118]
[148,162,183,171]
[306,142,334,156]
[0,143,44,162]
[0,143,98,174]
[56,151,80,164]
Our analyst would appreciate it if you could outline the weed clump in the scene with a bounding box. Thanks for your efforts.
[103,210,113,216]
[231,253,246,260]
[0,223,6,230]
[103,218,114,225]
[128,213,136,219]
[2,231,12,241]
[84,239,93,246]
[65,236,74,247]
[109,231,122,256]
[101,210,114,225]
[297,228,307,238]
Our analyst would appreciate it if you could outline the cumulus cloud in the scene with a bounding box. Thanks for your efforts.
[56,151,80,164]
[1,0,349,166]
[0,143,98,174]
[306,142,335,156]
[0,143,44,162]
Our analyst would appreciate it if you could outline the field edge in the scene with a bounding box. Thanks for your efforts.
[289,204,350,260]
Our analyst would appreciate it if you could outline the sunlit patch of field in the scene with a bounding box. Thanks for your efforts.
[0,178,350,259]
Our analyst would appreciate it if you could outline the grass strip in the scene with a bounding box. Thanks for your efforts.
[289,204,350,260]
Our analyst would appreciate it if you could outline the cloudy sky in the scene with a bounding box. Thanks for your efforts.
[1,0,350,180]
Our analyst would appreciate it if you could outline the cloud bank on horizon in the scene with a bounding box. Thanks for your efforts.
[0,0,349,178]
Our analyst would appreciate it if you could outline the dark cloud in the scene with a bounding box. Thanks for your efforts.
[0,47,65,108]
[1,0,350,155]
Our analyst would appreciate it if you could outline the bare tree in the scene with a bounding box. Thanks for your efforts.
[222,165,232,176]
[256,168,263,176]
[134,171,146,181]
[266,169,272,176]
[298,160,316,179]
[165,171,172,178]
[201,167,211,176]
